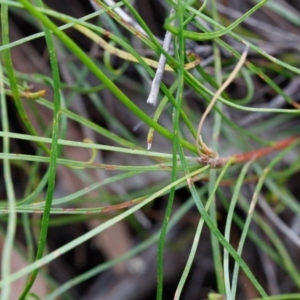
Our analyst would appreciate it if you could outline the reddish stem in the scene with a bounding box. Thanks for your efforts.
[233,135,299,163]
[198,135,299,167]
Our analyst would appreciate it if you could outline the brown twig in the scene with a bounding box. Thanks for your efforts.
[197,135,300,168]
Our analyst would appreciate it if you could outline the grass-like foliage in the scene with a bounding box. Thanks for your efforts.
[0,0,300,299]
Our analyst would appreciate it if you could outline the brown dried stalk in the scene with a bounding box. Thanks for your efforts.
[198,135,300,168]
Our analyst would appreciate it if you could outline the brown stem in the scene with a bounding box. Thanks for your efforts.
[198,135,300,168]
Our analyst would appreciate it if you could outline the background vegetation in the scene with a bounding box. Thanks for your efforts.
[0,0,300,299]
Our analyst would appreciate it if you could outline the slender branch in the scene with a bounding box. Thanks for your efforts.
[198,135,300,168]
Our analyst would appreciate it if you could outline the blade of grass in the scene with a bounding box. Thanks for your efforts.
[207,1,226,295]
[156,3,186,298]
[0,26,17,300]
[223,161,253,299]
[18,0,62,297]
[0,131,175,159]
[0,152,183,172]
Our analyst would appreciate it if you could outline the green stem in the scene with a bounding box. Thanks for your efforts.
[18,0,61,298]
[157,3,186,299]
[0,7,17,300]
